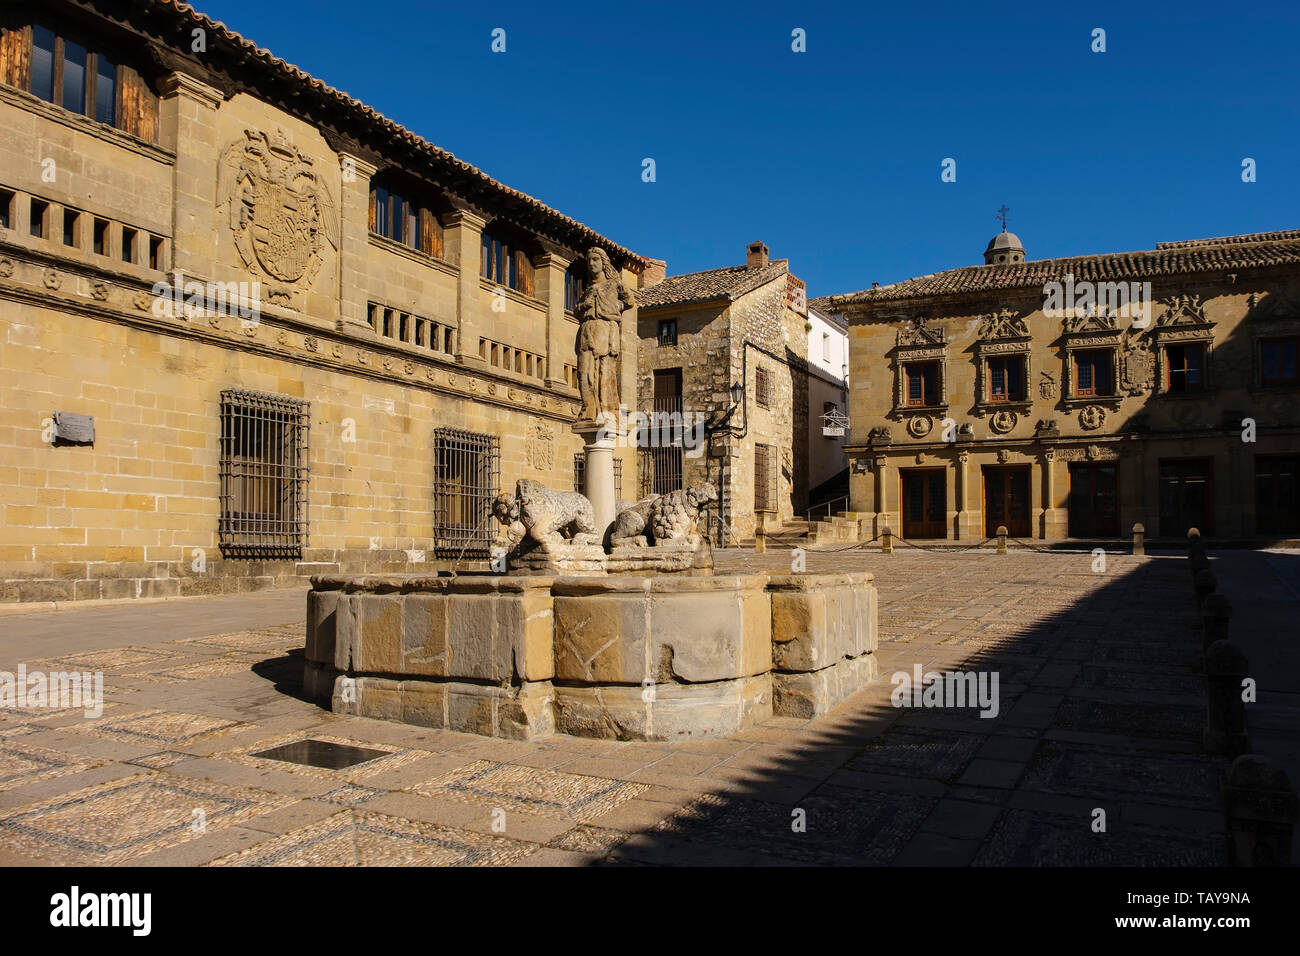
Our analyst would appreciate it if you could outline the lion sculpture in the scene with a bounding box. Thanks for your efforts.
[611,483,717,548]
[491,479,598,554]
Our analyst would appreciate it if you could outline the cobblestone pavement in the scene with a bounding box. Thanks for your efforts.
[1,547,1293,866]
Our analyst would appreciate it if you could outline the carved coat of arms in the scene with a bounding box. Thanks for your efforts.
[218,129,338,286]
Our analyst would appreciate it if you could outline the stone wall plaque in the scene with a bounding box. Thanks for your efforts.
[52,412,95,445]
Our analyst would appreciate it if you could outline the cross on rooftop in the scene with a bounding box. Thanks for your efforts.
[995,205,1010,231]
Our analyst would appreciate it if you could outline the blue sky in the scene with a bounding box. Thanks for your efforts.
[201,0,1300,296]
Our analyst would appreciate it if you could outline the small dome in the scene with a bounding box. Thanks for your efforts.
[984,230,1026,265]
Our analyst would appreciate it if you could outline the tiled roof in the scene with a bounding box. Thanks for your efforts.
[145,1,643,265]
[637,260,789,310]
[821,230,1300,309]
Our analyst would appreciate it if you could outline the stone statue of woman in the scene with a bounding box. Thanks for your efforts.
[574,246,634,423]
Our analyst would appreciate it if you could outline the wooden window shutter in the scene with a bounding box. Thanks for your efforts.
[368,187,377,233]
[419,207,438,257]
[0,25,31,89]
[516,250,534,297]
[116,65,157,142]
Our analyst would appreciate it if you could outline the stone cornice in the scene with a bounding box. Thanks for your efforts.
[0,249,582,423]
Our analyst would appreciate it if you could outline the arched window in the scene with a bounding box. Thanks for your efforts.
[368,171,446,259]
[479,223,536,297]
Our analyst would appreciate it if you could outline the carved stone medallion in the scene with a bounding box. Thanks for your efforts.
[906,415,934,438]
[990,410,1018,434]
[1079,405,1106,430]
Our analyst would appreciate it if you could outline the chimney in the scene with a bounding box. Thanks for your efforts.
[639,257,667,289]
[746,241,769,271]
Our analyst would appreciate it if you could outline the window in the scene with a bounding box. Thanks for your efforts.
[368,175,444,258]
[94,52,115,125]
[149,235,163,270]
[479,228,535,296]
[0,189,13,230]
[1073,350,1114,397]
[905,361,940,407]
[92,218,107,255]
[987,356,1026,402]
[62,39,86,115]
[3,24,153,140]
[433,428,499,558]
[657,318,677,347]
[564,264,586,312]
[755,366,772,408]
[1261,338,1298,386]
[823,332,831,363]
[754,443,777,513]
[1165,343,1206,393]
[121,227,136,264]
[62,208,78,246]
[31,25,55,102]
[218,390,310,558]
[29,198,47,238]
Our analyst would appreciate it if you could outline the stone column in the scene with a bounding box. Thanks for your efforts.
[957,450,969,538]
[336,151,377,336]
[445,208,488,369]
[537,250,572,390]
[576,423,618,540]
[1042,449,1059,539]
[157,72,223,281]
[874,455,889,536]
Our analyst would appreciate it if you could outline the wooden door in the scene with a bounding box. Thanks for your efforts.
[1068,463,1119,538]
[1159,458,1213,537]
[901,469,946,539]
[984,466,1031,538]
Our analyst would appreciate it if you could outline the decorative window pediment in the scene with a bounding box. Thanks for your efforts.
[1151,293,1215,393]
[896,315,945,348]
[1062,311,1119,335]
[977,307,1029,341]
[891,317,948,417]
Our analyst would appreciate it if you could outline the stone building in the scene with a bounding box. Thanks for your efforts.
[635,241,811,541]
[0,0,644,603]
[818,227,1300,542]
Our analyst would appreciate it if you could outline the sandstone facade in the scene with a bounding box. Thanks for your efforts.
[0,0,643,602]
[820,230,1300,542]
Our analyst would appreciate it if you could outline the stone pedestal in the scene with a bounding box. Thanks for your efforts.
[576,424,618,542]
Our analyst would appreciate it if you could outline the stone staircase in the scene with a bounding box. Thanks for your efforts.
[808,511,870,548]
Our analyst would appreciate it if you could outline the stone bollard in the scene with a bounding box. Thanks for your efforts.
[1193,568,1216,611]
[1222,755,1299,866]
[1132,522,1145,556]
[1204,639,1251,757]
[1201,593,1232,655]
[754,513,766,554]
[881,527,893,554]
[996,525,1008,555]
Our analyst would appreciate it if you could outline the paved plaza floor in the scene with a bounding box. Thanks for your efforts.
[0,547,1295,866]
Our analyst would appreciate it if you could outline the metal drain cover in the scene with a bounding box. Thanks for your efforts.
[252,739,390,769]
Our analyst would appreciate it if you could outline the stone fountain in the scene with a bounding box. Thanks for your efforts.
[302,248,879,740]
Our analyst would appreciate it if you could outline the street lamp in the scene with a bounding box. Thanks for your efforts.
[729,381,744,407]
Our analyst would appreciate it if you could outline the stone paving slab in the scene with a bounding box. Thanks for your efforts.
[0,549,1291,865]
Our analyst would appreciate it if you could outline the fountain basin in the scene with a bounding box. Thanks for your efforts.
[304,570,878,740]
